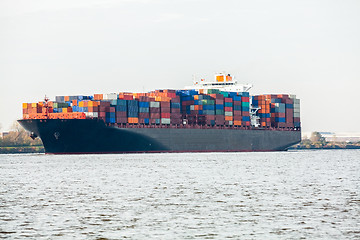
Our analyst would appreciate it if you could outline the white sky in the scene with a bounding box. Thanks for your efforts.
[1,0,359,132]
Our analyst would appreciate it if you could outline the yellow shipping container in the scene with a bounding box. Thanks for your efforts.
[22,103,28,109]
[79,101,84,107]
[31,103,37,108]
[62,108,68,113]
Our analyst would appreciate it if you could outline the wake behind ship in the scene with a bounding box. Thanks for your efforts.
[19,72,301,154]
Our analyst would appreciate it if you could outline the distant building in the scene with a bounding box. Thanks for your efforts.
[0,132,9,138]
[319,132,360,143]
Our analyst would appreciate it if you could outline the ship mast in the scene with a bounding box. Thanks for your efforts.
[44,95,50,119]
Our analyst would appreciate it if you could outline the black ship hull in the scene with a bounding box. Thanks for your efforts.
[18,119,301,154]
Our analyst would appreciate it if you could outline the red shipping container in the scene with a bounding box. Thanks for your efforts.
[171,96,181,103]
[224,98,232,103]
[116,112,127,118]
[224,107,233,112]
[99,102,110,107]
[119,95,133,100]
[215,99,224,105]
[150,107,160,113]
[215,115,225,121]
[160,102,170,108]
[161,107,171,113]
[205,115,215,120]
[139,112,149,118]
[233,110,242,116]
[150,113,160,118]
[242,111,250,116]
[116,117,127,123]
[242,97,249,102]
[233,116,242,121]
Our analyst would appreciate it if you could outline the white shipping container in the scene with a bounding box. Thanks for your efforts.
[85,112,99,118]
[150,102,160,108]
[293,99,300,104]
[104,93,118,100]
[225,111,233,116]
[190,105,195,111]
[294,112,300,117]
[161,118,171,124]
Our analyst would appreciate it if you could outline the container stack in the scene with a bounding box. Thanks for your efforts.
[252,95,271,127]
[22,89,300,129]
[291,96,300,128]
[252,94,300,128]
[113,99,126,124]
[149,101,160,124]
[211,94,225,126]
[170,95,182,125]
[138,96,150,125]
[240,93,251,126]
[224,97,233,125]
[127,100,139,124]
[98,101,111,123]
[233,96,242,126]
[160,101,171,125]
[202,97,215,126]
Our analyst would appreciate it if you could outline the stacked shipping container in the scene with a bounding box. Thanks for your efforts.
[252,94,300,128]
[22,90,300,129]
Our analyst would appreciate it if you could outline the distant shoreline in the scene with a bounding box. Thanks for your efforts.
[289,146,360,150]
[1,146,359,154]
[0,146,45,154]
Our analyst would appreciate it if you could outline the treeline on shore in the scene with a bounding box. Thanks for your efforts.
[0,123,44,154]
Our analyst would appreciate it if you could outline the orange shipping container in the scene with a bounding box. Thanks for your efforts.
[128,117,139,124]
[216,75,224,82]
[225,116,233,121]
[234,120,242,126]
[225,75,232,81]
[22,103,28,109]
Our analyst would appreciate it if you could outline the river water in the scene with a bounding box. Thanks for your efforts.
[0,150,359,239]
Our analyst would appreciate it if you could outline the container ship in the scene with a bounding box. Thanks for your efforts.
[18,73,301,154]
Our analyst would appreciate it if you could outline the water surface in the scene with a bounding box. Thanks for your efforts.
[0,150,359,239]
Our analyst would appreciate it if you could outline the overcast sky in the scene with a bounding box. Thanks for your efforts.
[1,0,359,132]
